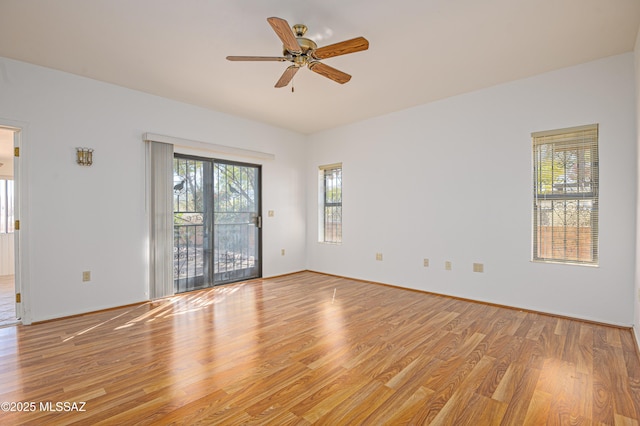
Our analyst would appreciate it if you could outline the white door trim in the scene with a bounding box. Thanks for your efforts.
[0,119,30,324]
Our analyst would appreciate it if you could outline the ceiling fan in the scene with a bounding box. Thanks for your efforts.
[226,17,369,89]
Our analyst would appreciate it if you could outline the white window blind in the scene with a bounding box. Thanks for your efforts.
[146,140,175,298]
[532,124,598,265]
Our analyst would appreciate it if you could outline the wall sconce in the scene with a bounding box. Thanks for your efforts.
[76,148,94,166]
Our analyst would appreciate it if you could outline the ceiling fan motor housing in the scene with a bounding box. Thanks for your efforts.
[283,27,317,60]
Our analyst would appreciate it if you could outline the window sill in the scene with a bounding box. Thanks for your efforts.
[531,259,599,268]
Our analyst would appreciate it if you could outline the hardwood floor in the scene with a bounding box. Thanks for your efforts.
[0,271,638,425]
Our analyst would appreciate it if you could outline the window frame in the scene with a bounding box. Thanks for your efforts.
[532,124,599,266]
[318,163,342,244]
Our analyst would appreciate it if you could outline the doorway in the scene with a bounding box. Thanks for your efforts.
[0,127,17,326]
[173,155,261,292]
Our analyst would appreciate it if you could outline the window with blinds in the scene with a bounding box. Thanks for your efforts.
[532,124,598,265]
[318,163,342,244]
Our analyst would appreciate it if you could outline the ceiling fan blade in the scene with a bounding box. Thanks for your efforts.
[267,17,301,55]
[308,62,351,84]
[226,56,287,62]
[275,65,299,88]
[312,37,369,60]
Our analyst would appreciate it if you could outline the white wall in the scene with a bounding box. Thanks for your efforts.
[1,51,636,326]
[0,57,307,323]
[0,233,14,275]
[307,53,637,326]
[0,129,14,276]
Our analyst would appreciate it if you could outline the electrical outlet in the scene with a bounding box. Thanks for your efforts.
[423,258,429,267]
[473,263,484,273]
[281,249,285,256]
[376,253,383,261]
[82,271,91,282]
[445,261,452,271]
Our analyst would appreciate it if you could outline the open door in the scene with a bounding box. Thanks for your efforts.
[12,128,21,322]
[0,126,19,325]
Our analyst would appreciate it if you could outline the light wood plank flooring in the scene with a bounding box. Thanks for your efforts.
[0,271,638,424]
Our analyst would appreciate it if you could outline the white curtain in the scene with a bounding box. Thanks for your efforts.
[146,140,174,299]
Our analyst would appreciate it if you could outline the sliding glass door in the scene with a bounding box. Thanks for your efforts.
[212,160,261,284]
[173,155,261,292]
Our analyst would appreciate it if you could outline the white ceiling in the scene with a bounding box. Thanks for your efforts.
[0,0,639,134]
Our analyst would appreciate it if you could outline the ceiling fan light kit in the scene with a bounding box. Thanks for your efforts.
[226,17,369,89]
